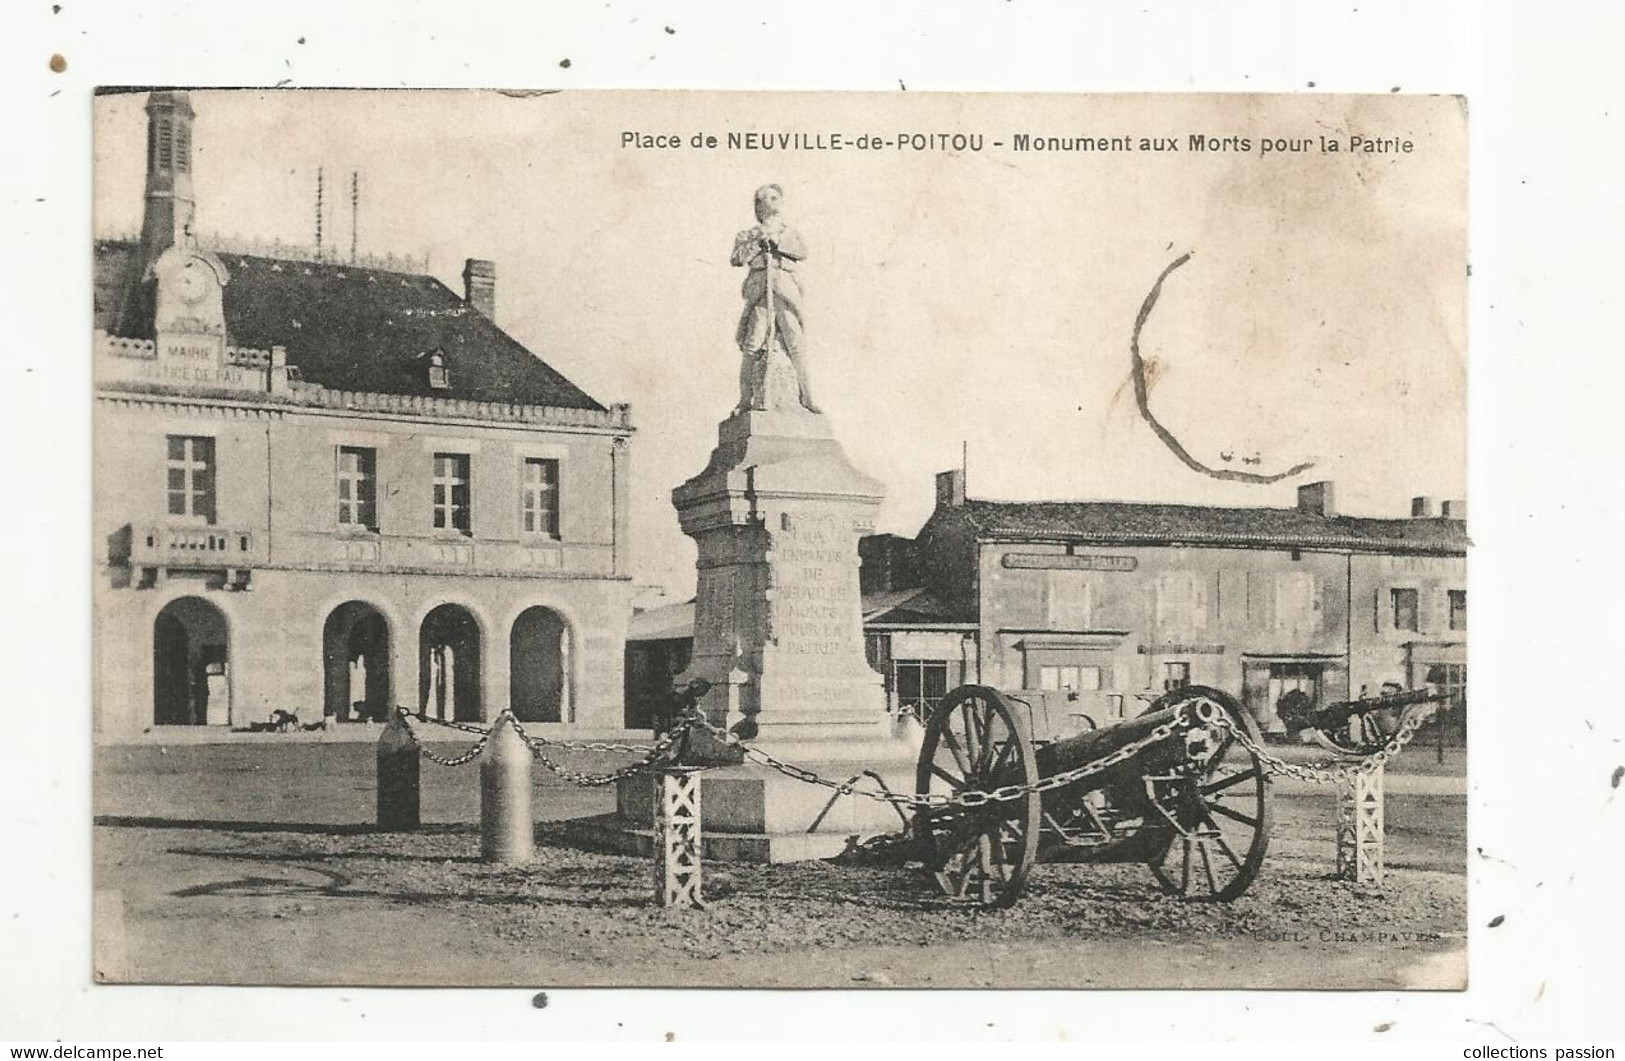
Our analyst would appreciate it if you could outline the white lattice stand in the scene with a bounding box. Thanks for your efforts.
[1335,765,1385,886]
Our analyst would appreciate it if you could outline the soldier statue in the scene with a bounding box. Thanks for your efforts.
[731,184,820,413]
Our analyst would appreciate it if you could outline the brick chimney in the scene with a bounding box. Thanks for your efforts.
[462,258,496,320]
[1440,499,1466,520]
[1411,496,1437,518]
[935,469,967,509]
[1296,481,1336,517]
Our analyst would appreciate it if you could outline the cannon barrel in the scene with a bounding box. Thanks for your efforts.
[1280,686,1452,737]
[1034,703,1188,784]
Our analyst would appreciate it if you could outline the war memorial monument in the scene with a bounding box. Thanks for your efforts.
[612,185,918,861]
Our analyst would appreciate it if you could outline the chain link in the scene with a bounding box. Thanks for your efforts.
[396,710,494,767]
[396,709,696,782]
[403,709,678,754]
[1207,699,1438,785]
[508,713,695,787]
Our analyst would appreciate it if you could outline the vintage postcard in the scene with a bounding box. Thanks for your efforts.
[91,89,1466,989]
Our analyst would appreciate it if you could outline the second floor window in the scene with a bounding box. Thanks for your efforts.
[1391,588,1420,632]
[521,458,560,538]
[432,453,471,534]
[1155,571,1208,633]
[1448,589,1467,631]
[1274,571,1321,634]
[165,435,215,523]
[336,446,377,531]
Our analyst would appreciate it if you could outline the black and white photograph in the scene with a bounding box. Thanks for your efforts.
[90,88,1467,990]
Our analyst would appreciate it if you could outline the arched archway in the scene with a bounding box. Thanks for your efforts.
[153,596,229,726]
[510,606,571,723]
[419,604,482,722]
[323,602,392,722]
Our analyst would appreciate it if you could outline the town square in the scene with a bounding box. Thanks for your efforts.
[89,87,1467,991]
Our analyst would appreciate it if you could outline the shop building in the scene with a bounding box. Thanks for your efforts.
[627,470,1467,738]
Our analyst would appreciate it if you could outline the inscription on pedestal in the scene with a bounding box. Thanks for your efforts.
[771,516,861,672]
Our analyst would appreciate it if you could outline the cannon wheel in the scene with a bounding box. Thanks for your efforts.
[1145,686,1272,902]
[914,685,1041,909]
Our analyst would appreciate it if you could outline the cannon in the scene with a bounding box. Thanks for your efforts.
[1277,686,1454,756]
[913,684,1272,909]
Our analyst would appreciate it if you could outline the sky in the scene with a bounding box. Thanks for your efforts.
[94,89,1467,596]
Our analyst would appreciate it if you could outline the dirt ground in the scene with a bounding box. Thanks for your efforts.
[92,740,1467,990]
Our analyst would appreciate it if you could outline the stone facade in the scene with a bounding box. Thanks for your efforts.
[630,473,1468,742]
[895,470,1468,738]
[94,91,635,738]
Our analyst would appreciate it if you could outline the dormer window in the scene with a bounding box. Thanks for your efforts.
[426,351,450,390]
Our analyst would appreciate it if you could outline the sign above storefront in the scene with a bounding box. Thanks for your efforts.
[1002,553,1138,572]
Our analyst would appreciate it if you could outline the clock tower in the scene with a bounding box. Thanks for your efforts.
[139,90,197,267]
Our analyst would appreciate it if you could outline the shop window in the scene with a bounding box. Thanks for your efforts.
[865,633,892,673]
[1163,661,1191,691]
[1425,662,1468,708]
[1038,665,1103,692]
[1391,588,1420,632]
[1448,589,1466,631]
[894,659,949,723]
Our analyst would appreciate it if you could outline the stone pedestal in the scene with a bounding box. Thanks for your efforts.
[609,406,919,861]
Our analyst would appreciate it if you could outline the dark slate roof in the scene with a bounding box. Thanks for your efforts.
[863,588,976,626]
[627,600,696,642]
[94,239,604,410]
[953,498,1468,555]
[94,239,146,335]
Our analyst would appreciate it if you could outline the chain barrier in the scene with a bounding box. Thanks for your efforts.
[398,692,1436,800]
[684,694,1437,808]
[1207,699,1438,785]
[685,709,1184,809]
[395,708,698,784]
[508,713,695,787]
[396,709,494,767]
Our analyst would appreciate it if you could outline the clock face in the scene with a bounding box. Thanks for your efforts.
[174,261,210,303]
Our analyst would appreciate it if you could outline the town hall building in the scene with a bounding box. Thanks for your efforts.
[93,91,636,737]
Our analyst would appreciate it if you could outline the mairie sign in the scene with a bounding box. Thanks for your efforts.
[1001,552,1138,572]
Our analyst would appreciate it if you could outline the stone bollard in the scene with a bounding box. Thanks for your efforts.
[376,709,421,831]
[654,767,703,908]
[1335,764,1385,886]
[480,712,534,864]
